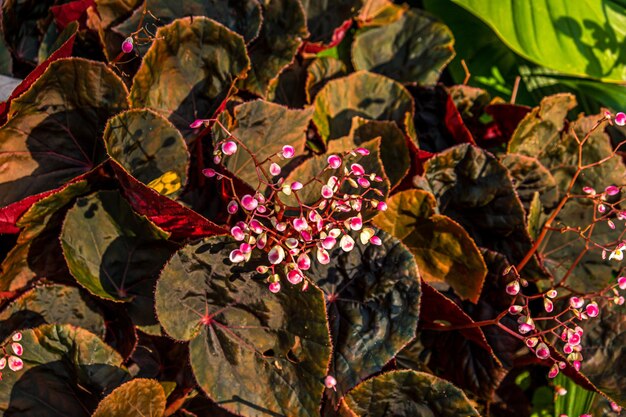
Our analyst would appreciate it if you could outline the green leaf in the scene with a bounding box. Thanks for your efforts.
[300,0,362,43]
[0,284,105,342]
[451,0,626,83]
[155,237,331,417]
[313,71,415,143]
[352,9,455,85]
[0,180,91,293]
[129,17,250,135]
[307,229,421,396]
[60,190,177,330]
[238,0,308,97]
[345,370,480,417]
[92,378,166,417]
[0,324,129,416]
[104,109,189,198]
[0,58,128,208]
[113,0,262,46]
[373,189,486,302]
[214,100,313,190]
[425,144,545,279]
[305,56,348,104]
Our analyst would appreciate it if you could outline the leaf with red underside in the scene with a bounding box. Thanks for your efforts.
[0,27,77,124]
[478,104,531,147]
[444,93,474,145]
[302,18,353,53]
[51,0,95,30]
[111,160,226,240]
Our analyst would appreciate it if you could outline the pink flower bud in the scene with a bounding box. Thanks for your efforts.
[300,230,312,241]
[269,163,281,176]
[340,235,355,252]
[291,181,303,191]
[509,305,523,315]
[616,112,626,126]
[222,141,238,155]
[357,177,370,188]
[227,200,239,214]
[281,145,295,158]
[0,357,5,369]
[535,343,550,360]
[268,246,285,265]
[269,282,281,293]
[598,204,606,213]
[370,236,382,245]
[355,147,370,156]
[525,337,538,347]
[505,281,520,295]
[569,296,584,309]
[285,238,299,249]
[316,247,331,264]
[229,249,245,263]
[327,155,342,169]
[605,185,620,195]
[8,356,23,372]
[572,360,581,371]
[548,364,559,378]
[377,201,388,211]
[350,163,365,176]
[257,233,267,249]
[585,302,599,317]
[518,323,534,334]
[608,219,616,230]
[202,168,217,178]
[256,265,269,274]
[189,119,206,129]
[321,185,334,199]
[287,269,304,285]
[618,276,626,289]
[563,344,573,354]
[121,37,134,53]
[546,289,558,298]
[231,226,245,241]
[348,216,363,231]
[11,343,23,356]
[12,332,22,342]
[568,332,581,346]
[240,243,252,254]
[544,298,554,313]
[322,236,336,250]
[241,194,259,211]
[582,186,596,195]
[297,253,311,270]
[293,217,308,231]
[324,375,337,389]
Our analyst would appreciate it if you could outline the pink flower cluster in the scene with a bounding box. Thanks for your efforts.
[0,332,24,380]
[199,121,388,293]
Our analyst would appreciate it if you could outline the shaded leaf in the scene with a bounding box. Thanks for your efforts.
[214,100,313,190]
[300,0,361,44]
[94,0,142,28]
[267,59,309,108]
[0,58,127,208]
[60,190,177,330]
[239,0,308,97]
[312,71,415,143]
[352,8,454,85]
[0,284,105,342]
[345,370,480,417]
[1,0,55,65]
[307,229,421,396]
[373,189,486,302]
[155,237,331,417]
[93,378,166,417]
[129,17,250,136]
[0,324,129,416]
[501,153,558,211]
[305,56,348,104]
[0,29,13,76]
[356,0,406,27]
[104,109,189,198]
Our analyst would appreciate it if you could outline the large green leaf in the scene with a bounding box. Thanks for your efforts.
[155,237,331,417]
[373,190,486,303]
[92,378,166,417]
[0,324,129,416]
[0,284,105,342]
[0,58,128,208]
[113,0,262,46]
[239,0,308,97]
[307,229,421,396]
[104,109,189,198]
[313,71,415,143]
[424,144,545,279]
[129,17,250,135]
[352,8,455,85]
[300,0,362,43]
[451,0,626,83]
[214,100,313,190]
[345,370,480,417]
[60,190,177,330]
[0,180,91,293]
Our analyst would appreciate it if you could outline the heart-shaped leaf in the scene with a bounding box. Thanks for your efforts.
[300,0,361,44]
[500,153,558,211]
[0,58,128,209]
[60,190,177,330]
[0,284,105,342]
[92,378,166,417]
[312,71,416,143]
[94,0,142,28]
[373,189,486,302]
[0,324,129,416]
[129,17,250,135]
[345,370,480,417]
[214,100,313,190]
[352,8,455,85]
[104,109,189,198]
[238,0,308,97]
[305,57,348,104]
[307,229,421,396]
[155,236,331,417]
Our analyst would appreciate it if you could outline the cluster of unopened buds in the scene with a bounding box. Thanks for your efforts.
[0,332,24,380]
[504,269,626,380]
[196,119,388,293]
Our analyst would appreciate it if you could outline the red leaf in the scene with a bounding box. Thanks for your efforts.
[473,103,531,147]
[0,30,77,124]
[301,19,352,54]
[110,161,226,240]
[444,94,475,145]
[51,0,95,30]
